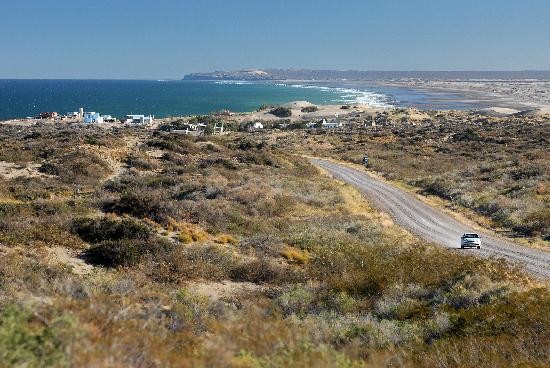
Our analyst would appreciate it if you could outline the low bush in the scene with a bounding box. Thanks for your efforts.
[269,107,292,118]
[301,106,318,113]
[104,192,171,223]
[72,217,151,244]
[125,153,158,171]
[160,245,236,281]
[85,237,172,267]
[39,151,111,184]
[280,246,310,265]
[230,258,304,284]
[0,305,71,367]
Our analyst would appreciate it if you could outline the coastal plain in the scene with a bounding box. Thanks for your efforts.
[0,78,549,367]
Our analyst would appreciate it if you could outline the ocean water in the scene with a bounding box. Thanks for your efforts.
[1,79,491,121]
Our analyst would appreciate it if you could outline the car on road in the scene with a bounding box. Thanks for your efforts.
[461,233,481,249]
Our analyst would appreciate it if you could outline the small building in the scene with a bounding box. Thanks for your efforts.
[306,122,317,128]
[321,120,341,129]
[83,112,103,124]
[37,112,58,119]
[213,122,224,134]
[124,114,154,125]
[252,122,264,129]
[102,115,117,123]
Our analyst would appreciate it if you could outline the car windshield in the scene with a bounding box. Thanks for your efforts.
[464,234,479,238]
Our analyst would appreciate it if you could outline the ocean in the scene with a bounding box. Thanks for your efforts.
[0,79,500,121]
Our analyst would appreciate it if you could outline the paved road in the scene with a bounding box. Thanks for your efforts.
[312,159,550,279]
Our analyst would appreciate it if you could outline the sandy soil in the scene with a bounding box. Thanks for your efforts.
[381,79,550,113]
[0,161,50,179]
[185,280,263,301]
[46,246,94,275]
[229,102,382,123]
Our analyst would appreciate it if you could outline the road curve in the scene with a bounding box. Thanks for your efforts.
[311,159,550,279]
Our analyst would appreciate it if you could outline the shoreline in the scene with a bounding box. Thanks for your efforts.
[2,78,550,124]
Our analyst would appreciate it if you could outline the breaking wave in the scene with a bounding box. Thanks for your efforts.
[288,84,393,108]
[213,80,254,85]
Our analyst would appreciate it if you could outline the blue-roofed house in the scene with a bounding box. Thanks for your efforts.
[83,112,104,124]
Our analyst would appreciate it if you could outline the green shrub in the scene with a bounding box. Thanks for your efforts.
[72,217,151,244]
[38,151,111,184]
[0,305,71,367]
[421,178,457,200]
[125,154,158,170]
[85,237,173,267]
[269,107,292,118]
[230,258,284,284]
[104,192,171,223]
[301,106,318,113]
[159,245,236,281]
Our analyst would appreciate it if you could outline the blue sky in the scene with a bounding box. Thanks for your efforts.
[1,0,549,78]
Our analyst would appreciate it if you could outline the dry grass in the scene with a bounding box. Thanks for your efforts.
[273,114,550,245]
[0,123,548,367]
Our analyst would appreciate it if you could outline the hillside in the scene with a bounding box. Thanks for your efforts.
[183,69,272,80]
[0,121,548,367]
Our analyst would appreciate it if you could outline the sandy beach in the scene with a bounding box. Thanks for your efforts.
[378,78,550,113]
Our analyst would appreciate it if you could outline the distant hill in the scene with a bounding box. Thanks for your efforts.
[183,69,273,81]
[183,69,550,81]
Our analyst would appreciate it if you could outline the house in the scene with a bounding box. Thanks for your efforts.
[305,122,317,128]
[36,112,58,119]
[321,120,342,129]
[124,114,154,125]
[102,115,117,122]
[213,122,224,134]
[252,122,264,129]
[83,112,103,124]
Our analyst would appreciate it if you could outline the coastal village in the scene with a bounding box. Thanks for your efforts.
[3,99,549,138]
[29,108,155,126]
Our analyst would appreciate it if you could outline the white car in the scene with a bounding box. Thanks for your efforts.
[461,233,481,249]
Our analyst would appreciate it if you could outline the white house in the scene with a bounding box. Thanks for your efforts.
[322,120,342,129]
[124,114,154,125]
[252,122,264,129]
[83,112,103,124]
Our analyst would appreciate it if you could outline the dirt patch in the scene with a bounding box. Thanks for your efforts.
[46,246,95,275]
[186,280,264,301]
[0,161,51,179]
[145,149,165,158]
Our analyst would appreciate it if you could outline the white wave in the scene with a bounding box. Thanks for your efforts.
[289,84,393,108]
[213,80,254,85]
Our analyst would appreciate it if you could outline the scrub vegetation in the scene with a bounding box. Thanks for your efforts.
[271,110,550,246]
[0,122,548,367]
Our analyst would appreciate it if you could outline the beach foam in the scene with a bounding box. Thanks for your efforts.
[288,84,393,108]
[213,80,254,85]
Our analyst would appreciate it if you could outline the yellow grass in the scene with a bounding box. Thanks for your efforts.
[280,246,310,265]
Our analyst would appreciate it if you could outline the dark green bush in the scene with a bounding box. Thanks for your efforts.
[421,178,457,200]
[0,305,70,367]
[85,237,173,267]
[230,258,303,284]
[72,217,151,244]
[104,192,170,223]
[269,107,292,118]
[301,106,318,113]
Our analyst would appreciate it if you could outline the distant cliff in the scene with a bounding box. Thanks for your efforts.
[184,69,550,81]
[183,69,273,81]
